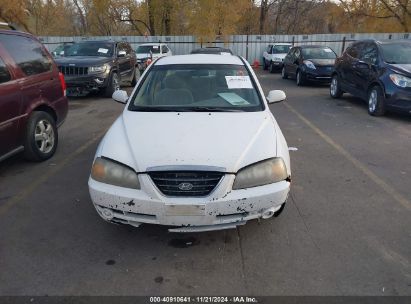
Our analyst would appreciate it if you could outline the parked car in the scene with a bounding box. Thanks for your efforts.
[0,27,68,162]
[51,42,74,57]
[331,39,411,116]
[191,47,233,55]
[135,43,172,73]
[88,55,291,232]
[282,45,337,86]
[55,40,138,97]
[262,43,292,73]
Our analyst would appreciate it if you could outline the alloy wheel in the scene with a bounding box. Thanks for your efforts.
[330,77,337,96]
[368,89,378,113]
[34,119,55,154]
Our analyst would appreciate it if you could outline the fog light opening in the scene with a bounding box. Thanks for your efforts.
[101,208,114,220]
[262,208,276,219]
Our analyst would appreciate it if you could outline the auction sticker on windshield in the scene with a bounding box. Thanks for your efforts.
[225,76,253,89]
[98,48,108,54]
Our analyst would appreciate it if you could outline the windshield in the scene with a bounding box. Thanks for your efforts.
[380,42,411,64]
[129,64,264,112]
[302,47,336,59]
[272,45,291,54]
[136,45,161,54]
[65,42,113,57]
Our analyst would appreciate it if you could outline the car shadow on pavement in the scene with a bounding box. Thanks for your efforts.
[337,95,411,122]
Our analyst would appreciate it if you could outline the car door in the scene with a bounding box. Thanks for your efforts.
[284,47,295,75]
[0,52,22,158]
[354,42,379,98]
[264,45,272,62]
[116,43,131,80]
[289,47,301,77]
[345,42,365,96]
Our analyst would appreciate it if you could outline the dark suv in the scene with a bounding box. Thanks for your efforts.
[331,39,411,116]
[0,28,68,162]
[55,40,138,97]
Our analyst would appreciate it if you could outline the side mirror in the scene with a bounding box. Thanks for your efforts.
[112,90,128,104]
[266,90,286,104]
[118,50,126,57]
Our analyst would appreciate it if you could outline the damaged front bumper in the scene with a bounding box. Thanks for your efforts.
[64,74,109,96]
[88,174,290,232]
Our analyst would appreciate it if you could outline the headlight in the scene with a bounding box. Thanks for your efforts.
[303,60,316,69]
[232,158,288,190]
[91,157,140,189]
[89,65,107,73]
[389,74,411,88]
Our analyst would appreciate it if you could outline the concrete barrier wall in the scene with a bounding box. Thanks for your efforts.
[40,33,411,63]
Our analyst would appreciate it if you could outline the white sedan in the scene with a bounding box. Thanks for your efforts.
[88,54,291,232]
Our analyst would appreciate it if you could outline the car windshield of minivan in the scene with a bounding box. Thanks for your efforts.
[380,43,411,64]
[272,45,291,54]
[65,43,113,57]
[129,64,263,112]
[302,47,336,59]
[136,45,161,54]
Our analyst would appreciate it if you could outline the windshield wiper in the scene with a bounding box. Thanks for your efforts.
[179,107,244,112]
[130,106,245,112]
[130,106,181,112]
[386,61,397,64]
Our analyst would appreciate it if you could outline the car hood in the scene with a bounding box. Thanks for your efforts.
[308,59,335,66]
[55,56,112,67]
[272,53,287,59]
[98,111,278,173]
[388,64,411,77]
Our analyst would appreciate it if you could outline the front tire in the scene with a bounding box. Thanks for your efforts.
[24,111,58,162]
[330,74,343,98]
[281,66,288,79]
[368,86,386,116]
[104,72,120,98]
[296,70,305,86]
[269,61,275,73]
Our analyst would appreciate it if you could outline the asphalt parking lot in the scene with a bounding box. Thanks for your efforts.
[0,70,410,296]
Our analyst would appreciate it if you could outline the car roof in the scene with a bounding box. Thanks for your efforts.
[76,40,119,44]
[296,45,330,48]
[269,43,292,45]
[190,47,233,54]
[155,54,243,65]
[139,43,164,46]
[375,39,411,45]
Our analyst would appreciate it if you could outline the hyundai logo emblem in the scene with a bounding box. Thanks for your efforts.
[178,182,193,191]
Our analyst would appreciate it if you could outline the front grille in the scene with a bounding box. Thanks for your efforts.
[59,66,88,76]
[149,171,224,197]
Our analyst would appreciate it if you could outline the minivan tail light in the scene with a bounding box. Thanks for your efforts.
[58,72,66,96]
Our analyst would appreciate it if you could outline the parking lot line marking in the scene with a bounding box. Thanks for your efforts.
[0,131,106,217]
[283,101,411,212]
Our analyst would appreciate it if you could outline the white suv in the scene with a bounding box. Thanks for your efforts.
[135,43,172,72]
[263,43,292,73]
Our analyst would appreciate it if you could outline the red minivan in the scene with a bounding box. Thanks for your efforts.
[0,27,68,162]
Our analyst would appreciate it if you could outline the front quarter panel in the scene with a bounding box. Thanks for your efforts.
[95,115,138,171]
